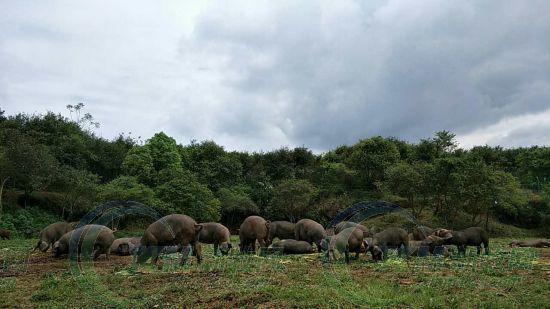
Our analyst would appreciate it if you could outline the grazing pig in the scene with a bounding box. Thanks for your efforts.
[52,224,115,260]
[110,237,141,255]
[369,227,409,259]
[420,235,445,253]
[295,219,326,253]
[434,227,489,255]
[0,228,10,240]
[363,238,384,261]
[407,238,452,257]
[137,214,203,265]
[418,235,453,257]
[333,221,370,236]
[239,216,270,253]
[268,239,314,254]
[198,222,232,255]
[268,221,296,242]
[322,227,364,263]
[34,221,77,252]
[412,226,434,241]
[509,239,550,248]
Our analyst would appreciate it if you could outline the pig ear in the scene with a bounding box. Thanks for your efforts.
[194,224,203,233]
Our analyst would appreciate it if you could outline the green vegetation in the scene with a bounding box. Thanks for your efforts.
[0,236,548,308]
[1,107,549,235]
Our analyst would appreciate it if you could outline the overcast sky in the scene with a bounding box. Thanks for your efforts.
[1,1,549,152]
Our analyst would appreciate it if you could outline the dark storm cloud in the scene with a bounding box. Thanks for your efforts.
[176,0,550,150]
[1,1,549,151]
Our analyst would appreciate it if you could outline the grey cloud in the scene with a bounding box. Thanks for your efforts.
[175,0,550,150]
[1,1,549,152]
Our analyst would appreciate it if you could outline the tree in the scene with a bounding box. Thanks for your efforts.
[446,158,526,226]
[384,162,433,217]
[122,146,155,184]
[267,179,318,222]
[147,132,181,171]
[87,134,134,182]
[434,130,457,154]
[315,162,355,196]
[98,176,155,205]
[347,136,400,188]
[1,132,59,206]
[489,170,528,227]
[542,184,550,206]
[55,166,100,219]
[218,186,259,227]
[181,140,243,191]
[516,147,550,191]
[431,156,463,217]
[0,147,8,219]
[155,176,221,222]
[415,131,458,162]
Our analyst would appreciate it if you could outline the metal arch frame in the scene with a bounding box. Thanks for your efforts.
[327,200,419,229]
[68,200,164,265]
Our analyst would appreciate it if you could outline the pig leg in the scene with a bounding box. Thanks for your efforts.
[345,249,350,264]
[180,245,191,265]
[92,248,101,261]
[477,245,481,255]
[258,239,267,249]
[459,245,466,256]
[192,243,202,264]
[104,245,110,260]
[151,247,160,264]
[214,243,219,256]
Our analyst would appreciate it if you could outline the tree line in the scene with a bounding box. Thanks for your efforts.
[0,108,549,233]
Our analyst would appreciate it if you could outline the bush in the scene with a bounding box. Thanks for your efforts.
[0,207,59,236]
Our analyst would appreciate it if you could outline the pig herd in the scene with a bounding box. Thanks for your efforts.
[25,213,517,265]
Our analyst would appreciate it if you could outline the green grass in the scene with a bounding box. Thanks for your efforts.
[1,236,548,308]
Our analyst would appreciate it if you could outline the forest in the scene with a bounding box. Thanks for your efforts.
[1,106,549,235]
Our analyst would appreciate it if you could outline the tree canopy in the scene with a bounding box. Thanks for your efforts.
[1,108,549,233]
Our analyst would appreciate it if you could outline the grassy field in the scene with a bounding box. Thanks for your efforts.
[1,236,549,308]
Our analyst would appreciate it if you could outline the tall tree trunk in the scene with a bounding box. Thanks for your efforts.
[23,190,30,208]
[0,177,8,220]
